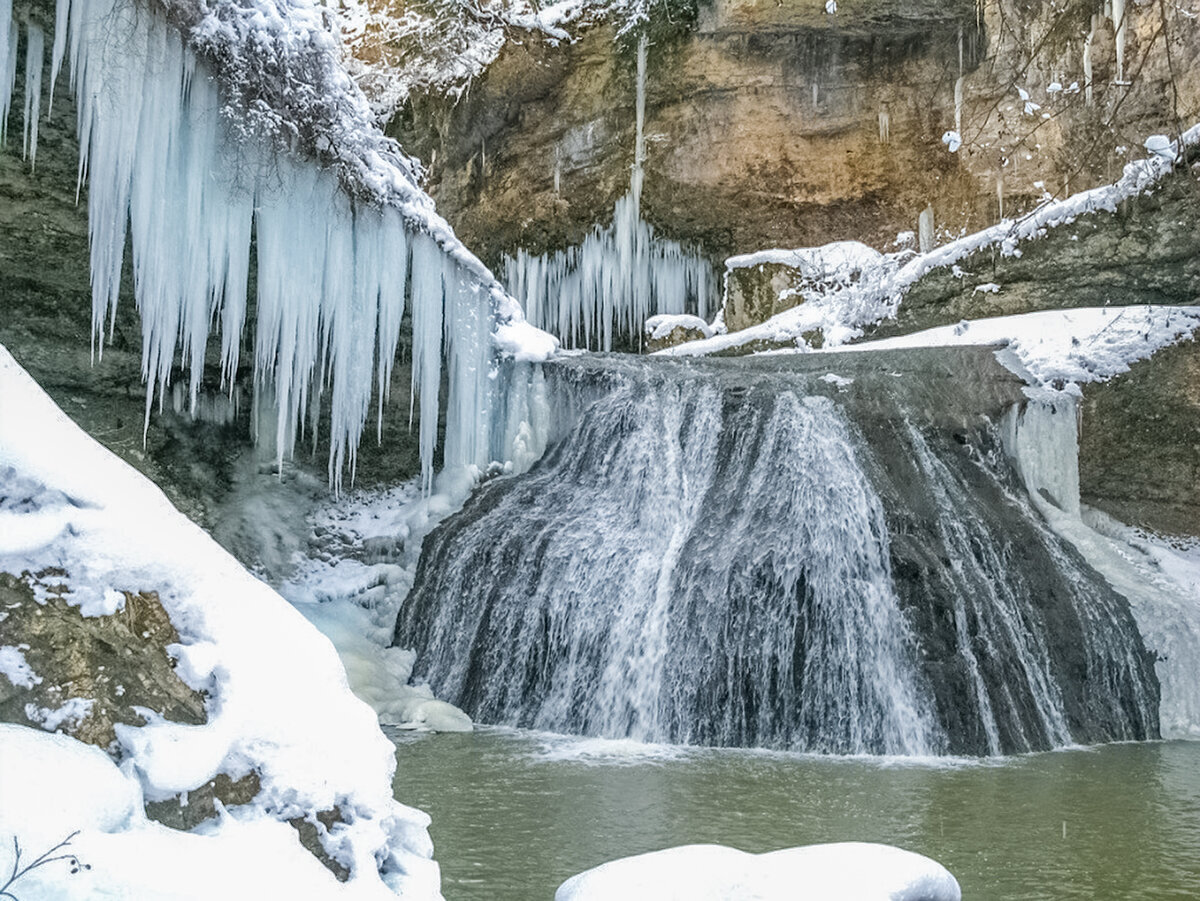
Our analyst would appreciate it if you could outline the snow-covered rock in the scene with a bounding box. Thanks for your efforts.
[555,842,961,901]
[0,345,442,899]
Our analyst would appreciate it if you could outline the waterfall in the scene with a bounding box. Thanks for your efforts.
[502,36,716,351]
[396,350,1159,755]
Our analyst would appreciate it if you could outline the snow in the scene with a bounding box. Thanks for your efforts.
[645,314,714,340]
[333,0,599,117]
[555,842,961,901]
[820,373,854,389]
[942,130,962,153]
[662,124,1200,359]
[0,346,442,898]
[0,723,381,900]
[24,697,95,732]
[0,644,41,688]
[1145,134,1176,162]
[825,306,1200,389]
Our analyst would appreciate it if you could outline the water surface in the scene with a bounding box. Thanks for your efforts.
[389,729,1200,900]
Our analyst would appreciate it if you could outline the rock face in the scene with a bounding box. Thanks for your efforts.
[868,163,1200,340]
[391,0,1200,268]
[856,162,1200,539]
[1078,340,1200,537]
[0,573,207,750]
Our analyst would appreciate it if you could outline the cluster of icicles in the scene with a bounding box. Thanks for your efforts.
[0,0,543,493]
[502,37,716,351]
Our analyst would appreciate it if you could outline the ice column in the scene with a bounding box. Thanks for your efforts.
[21,21,40,165]
[1,0,15,143]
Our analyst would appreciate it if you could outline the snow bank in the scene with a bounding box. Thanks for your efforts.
[0,724,378,900]
[335,0,597,117]
[555,842,961,901]
[0,346,441,899]
[663,125,1200,358]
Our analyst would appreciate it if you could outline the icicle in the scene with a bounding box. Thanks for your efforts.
[878,107,890,143]
[954,76,964,137]
[4,0,537,492]
[1083,18,1095,106]
[503,33,713,350]
[633,33,646,206]
[409,234,446,493]
[21,23,42,167]
[918,205,935,253]
[47,0,68,112]
[375,208,409,442]
[1,14,15,145]
[1112,0,1126,83]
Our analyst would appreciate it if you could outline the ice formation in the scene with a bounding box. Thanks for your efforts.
[0,0,556,494]
[0,0,16,143]
[20,20,40,166]
[503,36,716,351]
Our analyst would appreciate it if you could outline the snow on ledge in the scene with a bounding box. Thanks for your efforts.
[555,842,961,901]
[644,314,714,340]
[0,346,441,899]
[661,125,1200,359]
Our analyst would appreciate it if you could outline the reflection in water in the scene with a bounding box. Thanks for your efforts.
[388,729,1200,901]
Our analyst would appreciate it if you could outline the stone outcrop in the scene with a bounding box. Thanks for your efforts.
[387,0,1200,269]
[0,572,207,750]
[1078,340,1200,537]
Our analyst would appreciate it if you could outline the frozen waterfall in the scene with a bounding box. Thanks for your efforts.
[0,0,554,493]
[395,349,1160,755]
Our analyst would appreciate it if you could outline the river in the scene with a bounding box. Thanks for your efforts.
[389,728,1200,900]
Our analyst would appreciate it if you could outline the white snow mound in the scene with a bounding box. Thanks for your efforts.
[555,841,961,901]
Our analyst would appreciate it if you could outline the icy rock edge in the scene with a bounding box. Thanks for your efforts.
[0,0,557,497]
[0,346,442,898]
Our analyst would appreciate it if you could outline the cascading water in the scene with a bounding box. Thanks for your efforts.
[395,349,1160,755]
[502,36,716,352]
